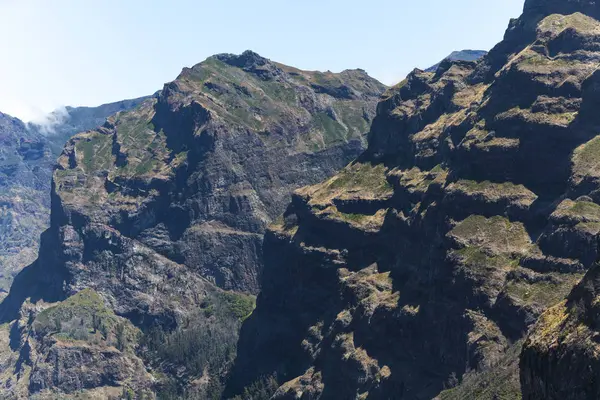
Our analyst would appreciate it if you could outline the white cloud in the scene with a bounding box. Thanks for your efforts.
[27,106,70,135]
[0,96,69,135]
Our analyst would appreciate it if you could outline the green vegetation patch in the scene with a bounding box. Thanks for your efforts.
[181,57,299,131]
[311,112,348,146]
[449,215,532,255]
[575,221,600,235]
[453,247,517,273]
[335,102,370,137]
[497,106,577,127]
[33,289,139,351]
[538,12,600,36]
[75,133,113,172]
[327,162,392,195]
[389,166,449,197]
[506,273,583,309]
[300,162,393,210]
[113,109,169,179]
[572,135,600,184]
[448,180,537,205]
[218,291,256,321]
[552,199,600,223]
[337,212,371,224]
[143,291,256,398]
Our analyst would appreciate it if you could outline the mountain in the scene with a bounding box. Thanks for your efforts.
[424,49,488,72]
[0,51,386,398]
[0,97,148,297]
[227,1,600,399]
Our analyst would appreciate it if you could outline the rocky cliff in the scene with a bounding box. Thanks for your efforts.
[520,264,600,400]
[0,51,385,398]
[228,1,600,398]
[0,98,148,297]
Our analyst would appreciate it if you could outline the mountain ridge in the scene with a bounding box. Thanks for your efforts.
[0,50,386,399]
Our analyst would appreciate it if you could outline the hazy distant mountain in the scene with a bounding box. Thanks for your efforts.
[425,49,487,72]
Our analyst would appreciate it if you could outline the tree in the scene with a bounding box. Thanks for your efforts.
[92,313,102,333]
[116,322,126,351]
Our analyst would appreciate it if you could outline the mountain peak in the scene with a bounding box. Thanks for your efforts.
[214,50,269,68]
[425,49,487,72]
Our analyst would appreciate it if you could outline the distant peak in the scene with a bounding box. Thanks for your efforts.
[425,49,487,72]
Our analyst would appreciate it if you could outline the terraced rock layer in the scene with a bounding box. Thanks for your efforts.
[228,2,600,399]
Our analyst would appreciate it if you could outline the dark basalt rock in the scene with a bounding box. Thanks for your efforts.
[227,3,600,399]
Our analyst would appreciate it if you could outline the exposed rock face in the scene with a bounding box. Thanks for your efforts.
[0,51,385,398]
[37,50,384,295]
[520,265,600,400]
[228,3,600,399]
[0,98,148,297]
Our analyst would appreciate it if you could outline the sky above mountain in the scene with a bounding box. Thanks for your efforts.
[0,0,523,122]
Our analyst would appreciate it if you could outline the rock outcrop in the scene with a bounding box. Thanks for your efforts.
[0,51,385,398]
[228,2,600,399]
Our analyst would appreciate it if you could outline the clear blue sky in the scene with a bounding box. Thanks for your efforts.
[0,0,524,122]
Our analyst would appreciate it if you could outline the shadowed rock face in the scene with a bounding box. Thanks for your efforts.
[521,265,600,400]
[0,51,385,398]
[0,98,148,298]
[227,2,600,399]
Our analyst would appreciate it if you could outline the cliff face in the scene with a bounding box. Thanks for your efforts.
[229,2,600,399]
[0,51,385,398]
[0,98,148,298]
[44,50,384,295]
[520,264,600,400]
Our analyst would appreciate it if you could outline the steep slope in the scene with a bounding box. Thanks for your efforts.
[0,98,148,297]
[228,2,600,399]
[0,51,385,398]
